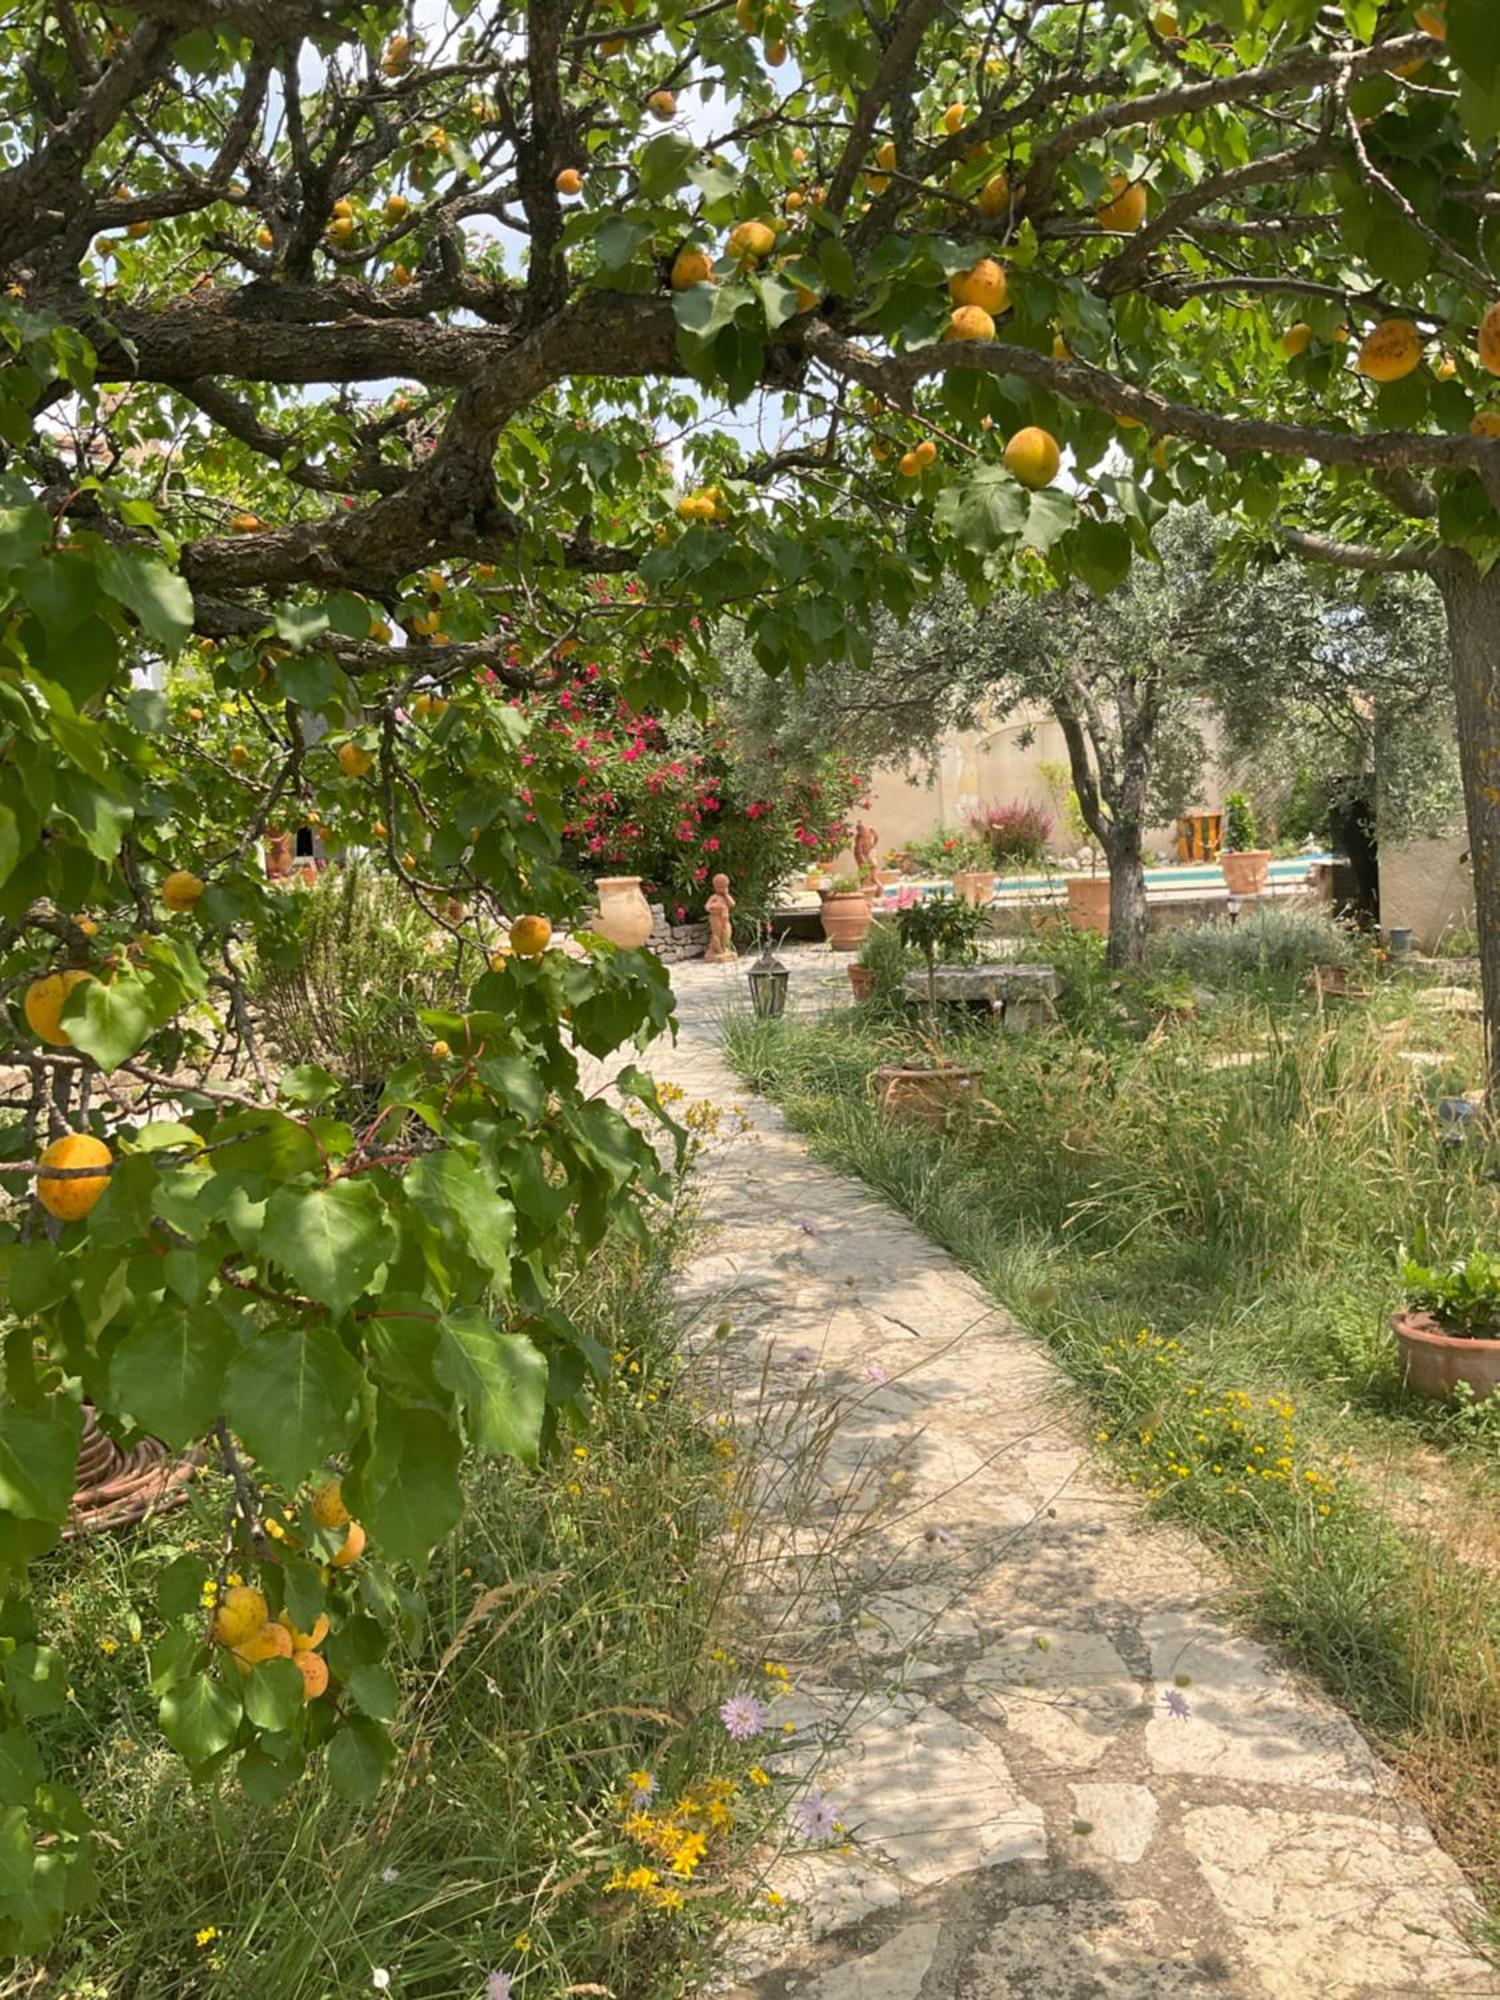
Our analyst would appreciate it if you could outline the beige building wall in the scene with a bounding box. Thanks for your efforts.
[863,702,1226,860]
[1379,834,1474,950]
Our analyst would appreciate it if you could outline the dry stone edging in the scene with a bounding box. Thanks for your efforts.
[631,953,1499,2000]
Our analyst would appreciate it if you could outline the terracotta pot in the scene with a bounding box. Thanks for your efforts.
[1392,1311,1500,1402]
[1066,876,1111,934]
[593,876,654,950]
[954,870,998,908]
[875,1062,980,1130]
[875,869,901,888]
[848,964,875,1001]
[1221,850,1271,897]
[820,891,872,952]
[264,831,295,880]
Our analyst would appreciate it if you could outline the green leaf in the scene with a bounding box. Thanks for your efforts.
[272,603,331,650]
[239,1742,304,1803]
[0,1403,82,1524]
[327,1718,395,1803]
[1021,486,1078,554]
[108,1306,234,1449]
[242,1656,305,1732]
[149,1628,202,1697]
[0,506,50,572]
[156,1553,211,1622]
[8,1243,71,1318]
[404,1152,514,1289]
[636,131,697,198]
[221,1323,363,1488]
[261,1181,398,1315]
[344,1662,399,1722]
[158,1674,241,1764]
[358,1401,461,1569]
[4,1645,68,1720]
[0,1807,34,1920]
[66,972,168,1070]
[1452,0,1500,89]
[435,1314,547,1462]
[274,652,339,707]
[0,1730,43,1808]
[934,466,1029,553]
[95,544,193,648]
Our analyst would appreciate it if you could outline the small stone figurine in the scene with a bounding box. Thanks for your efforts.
[853,820,878,884]
[705,871,737,962]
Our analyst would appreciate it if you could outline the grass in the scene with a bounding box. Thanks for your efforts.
[723,943,1500,1922]
[9,1212,779,2000]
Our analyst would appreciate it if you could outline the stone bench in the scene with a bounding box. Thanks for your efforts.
[902,963,1064,1031]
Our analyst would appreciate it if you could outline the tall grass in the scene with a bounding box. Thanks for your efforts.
[11,1220,765,2000]
[725,983,1500,1917]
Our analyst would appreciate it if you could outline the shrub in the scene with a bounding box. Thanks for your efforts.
[248,862,464,1097]
[1223,791,1259,852]
[1152,905,1359,984]
[969,801,1053,871]
[901,825,989,875]
[856,915,919,1006]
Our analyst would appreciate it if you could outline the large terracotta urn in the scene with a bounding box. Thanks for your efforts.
[594,876,654,949]
[1066,876,1111,934]
[954,870,998,909]
[820,890,872,952]
[1221,850,1271,896]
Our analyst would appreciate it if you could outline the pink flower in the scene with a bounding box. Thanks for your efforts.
[703,837,720,852]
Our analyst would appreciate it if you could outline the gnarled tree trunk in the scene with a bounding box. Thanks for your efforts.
[1436,552,1500,1086]
[1102,822,1150,970]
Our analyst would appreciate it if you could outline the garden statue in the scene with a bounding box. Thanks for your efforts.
[705,872,737,962]
[854,820,878,885]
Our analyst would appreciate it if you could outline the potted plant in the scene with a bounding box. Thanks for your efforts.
[1393,1249,1500,1402]
[819,872,872,951]
[1220,792,1271,897]
[873,893,985,1126]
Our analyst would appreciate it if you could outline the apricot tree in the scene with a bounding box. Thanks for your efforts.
[5,0,1500,1948]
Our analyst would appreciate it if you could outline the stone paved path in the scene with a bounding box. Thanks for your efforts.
[636,951,1498,2000]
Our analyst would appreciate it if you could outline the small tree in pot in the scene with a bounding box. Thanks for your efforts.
[874,893,987,1126]
[1393,1249,1500,1404]
[1220,793,1272,898]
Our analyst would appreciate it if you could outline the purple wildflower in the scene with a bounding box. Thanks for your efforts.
[793,1789,839,1843]
[720,1690,770,1741]
[796,1218,824,1239]
[487,1974,513,2000]
[933,1525,958,1547]
[1161,1687,1191,1720]
[861,1362,888,1385]
[785,1345,818,1366]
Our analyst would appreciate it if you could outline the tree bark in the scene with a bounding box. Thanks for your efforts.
[1435,553,1500,1087]
[1103,824,1150,970]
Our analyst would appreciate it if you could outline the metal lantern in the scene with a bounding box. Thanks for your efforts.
[747,933,790,1018]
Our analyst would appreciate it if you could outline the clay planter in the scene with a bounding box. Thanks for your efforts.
[820,890,872,952]
[954,869,998,909]
[875,868,901,888]
[1307,964,1371,1003]
[594,876,654,949]
[848,964,875,1001]
[1392,1309,1500,1403]
[875,1062,980,1130]
[264,830,295,880]
[1221,849,1271,897]
[1065,876,1111,934]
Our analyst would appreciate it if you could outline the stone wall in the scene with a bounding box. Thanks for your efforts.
[648,903,709,962]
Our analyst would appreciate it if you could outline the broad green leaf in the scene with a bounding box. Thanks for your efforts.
[107,1306,234,1449]
[262,1181,397,1314]
[221,1323,362,1487]
[0,1731,43,1808]
[242,1657,305,1732]
[4,1645,68,1720]
[358,1401,461,1568]
[0,1403,82,1524]
[934,466,1029,553]
[435,1313,546,1461]
[158,1674,241,1764]
[344,1662,399,1722]
[95,544,193,648]
[404,1152,514,1288]
[327,1718,395,1803]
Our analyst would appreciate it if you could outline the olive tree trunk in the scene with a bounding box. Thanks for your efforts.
[1436,553,1500,1087]
[1102,823,1150,970]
